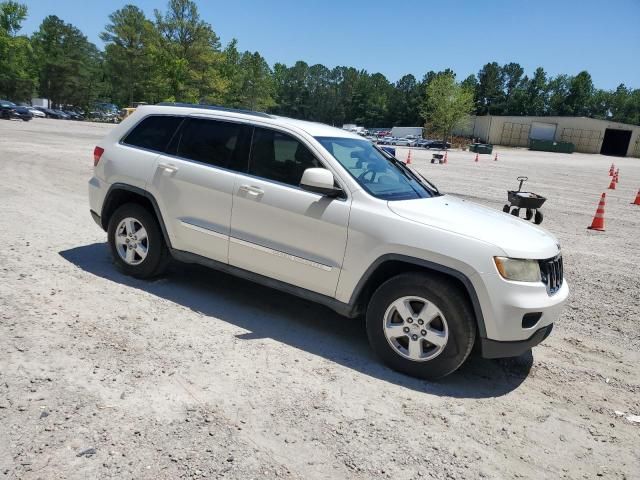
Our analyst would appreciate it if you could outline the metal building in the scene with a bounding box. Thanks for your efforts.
[455,116,640,157]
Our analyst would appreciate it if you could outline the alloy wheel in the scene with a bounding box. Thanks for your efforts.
[383,296,449,362]
[114,217,149,266]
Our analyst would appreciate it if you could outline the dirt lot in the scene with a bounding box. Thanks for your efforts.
[0,118,638,480]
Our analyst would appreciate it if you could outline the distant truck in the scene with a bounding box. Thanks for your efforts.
[31,98,51,108]
[342,124,366,135]
[391,126,423,139]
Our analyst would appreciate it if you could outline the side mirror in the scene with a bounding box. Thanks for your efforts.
[300,168,343,197]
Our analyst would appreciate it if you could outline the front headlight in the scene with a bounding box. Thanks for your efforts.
[494,257,541,282]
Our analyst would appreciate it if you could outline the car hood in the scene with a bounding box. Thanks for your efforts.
[387,195,560,259]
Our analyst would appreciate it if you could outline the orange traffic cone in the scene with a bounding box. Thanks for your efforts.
[631,189,640,205]
[443,151,448,164]
[587,193,606,231]
[608,177,616,190]
[474,153,479,162]
[494,152,498,161]
[406,150,412,165]
[609,163,615,176]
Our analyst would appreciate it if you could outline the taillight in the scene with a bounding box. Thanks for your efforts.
[93,146,104,166]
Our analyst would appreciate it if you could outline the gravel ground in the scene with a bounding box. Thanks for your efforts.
[0,118,638,480]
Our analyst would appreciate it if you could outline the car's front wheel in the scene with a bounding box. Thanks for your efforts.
[107,203,168,278]
[366,272,476,379]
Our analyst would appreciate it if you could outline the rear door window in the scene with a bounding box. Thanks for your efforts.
[248,128,321,186]
[175,118,252,172]
[122,115,183,153]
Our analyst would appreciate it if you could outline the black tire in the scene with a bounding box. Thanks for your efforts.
[107,203,169,279]
[502,204,510,213]
[366,272,476,380]
[525,208,534,220]
[511,207,519,217]
[534,210,543,224]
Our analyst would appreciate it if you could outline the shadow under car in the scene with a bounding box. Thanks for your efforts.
[59,242,534,397]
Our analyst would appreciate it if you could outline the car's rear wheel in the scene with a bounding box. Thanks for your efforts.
[366,272,476,379]
[107,203,168,278]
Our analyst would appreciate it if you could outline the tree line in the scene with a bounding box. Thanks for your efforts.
[1,0,639,128]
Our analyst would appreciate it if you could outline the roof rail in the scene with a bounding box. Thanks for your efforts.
[155,102,273,119]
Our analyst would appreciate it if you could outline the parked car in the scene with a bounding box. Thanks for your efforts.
[0,101,33,121]
[425,140,451,150]
[51,109,70,119]
[63,110,85,120]
[89,103,568,379]
[90,110,119,123]
[393,137,416,147]
[13,106,33,121]
[0,103,13,120]
[26,107,46,118]
[378,136,394,145]
[0,100,17,111]
[379,146,396,157]
[34,107,65,119]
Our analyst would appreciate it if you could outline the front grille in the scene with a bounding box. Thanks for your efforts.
[539,255,563,295]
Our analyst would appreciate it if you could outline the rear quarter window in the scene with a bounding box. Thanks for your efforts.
[122,115,183,153]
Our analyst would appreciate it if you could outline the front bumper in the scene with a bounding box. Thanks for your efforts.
[472,271,569,343]
[480,324,553,359]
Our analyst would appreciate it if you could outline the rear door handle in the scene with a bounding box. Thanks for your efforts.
[158,162,178,173]
[239,184,264,196]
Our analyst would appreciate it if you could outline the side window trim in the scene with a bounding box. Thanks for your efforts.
[165,117,186,155]
[246,126,256,174]
[155,150,250,177]
[118,113,348,198]
[235,169,348,200]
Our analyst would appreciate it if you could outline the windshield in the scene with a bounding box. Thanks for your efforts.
[316,136,437,200]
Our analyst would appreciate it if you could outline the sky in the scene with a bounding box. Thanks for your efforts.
[18,0,640,90]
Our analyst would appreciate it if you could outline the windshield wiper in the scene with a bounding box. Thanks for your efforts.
[373,144,441,196]
[374,145,414,180]
[386,151,440,194]
[415,170,440,195]
[390,157,415,181]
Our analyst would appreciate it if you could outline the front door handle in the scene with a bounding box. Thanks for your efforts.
[158,162,178,173]
[239,184,264,196]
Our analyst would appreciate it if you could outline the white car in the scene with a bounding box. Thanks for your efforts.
[393,137,416,147]
[88,103,568,379]
[27,107,46,118]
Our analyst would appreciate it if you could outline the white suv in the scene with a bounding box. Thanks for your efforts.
[88,103,569,379]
